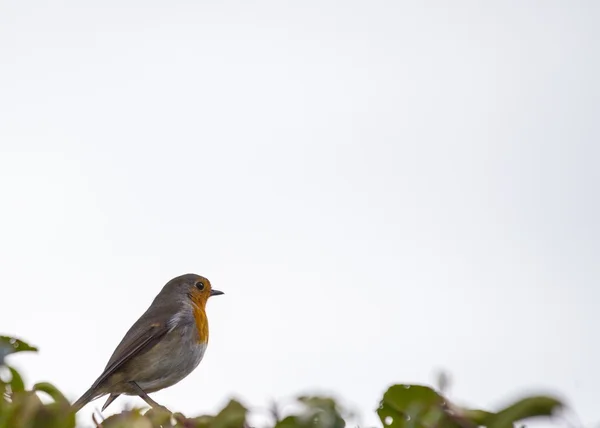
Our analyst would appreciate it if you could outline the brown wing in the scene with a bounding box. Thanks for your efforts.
[89,321,170,390]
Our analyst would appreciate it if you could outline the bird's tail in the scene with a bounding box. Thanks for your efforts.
[71,387,99,413]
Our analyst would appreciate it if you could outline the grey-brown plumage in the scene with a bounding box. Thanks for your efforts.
[71,273,223,413]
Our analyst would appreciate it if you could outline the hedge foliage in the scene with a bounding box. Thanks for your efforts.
[0,335,565,428]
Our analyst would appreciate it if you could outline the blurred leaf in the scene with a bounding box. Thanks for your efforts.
[0,397,17,428]
[185,414,216,428]
[103,410,153,428]
[30,404,76,428]
[211,399,248,428]
[487,396,563,428]
[273,396,345,428]
[459,408,496,426]
[183,401,247,428]
[297,396,345,428]
[8,366,25,393]
[377,384,440,427]
[6,390,43,428]
[377,384,463,428]
[33,382,69,406]
[144,406,175,426]
[0,336,37,365]
[0,332,570,428]
[3,388,75,428]
[275,415,303,428]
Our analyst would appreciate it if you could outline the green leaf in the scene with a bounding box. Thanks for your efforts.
[487,396,563,428]
[377,385,441,426]
[6,390,43,428]
[377,384,461,428]
[459,408,496,426]
[144,406,174,426]
[185,414,215,428]
[296,396,346,428]
[30,404,76,428]
[33,382,69,406]
[8,366,25,393]
[3,386,75,428]
[211,399,248,428]
[0,336,37,365]
[275,415,302,428]
[102,410,153,428]
[0,396,17,428]
[272,396,347,428]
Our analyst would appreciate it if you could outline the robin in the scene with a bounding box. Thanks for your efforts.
[71,273,224,413]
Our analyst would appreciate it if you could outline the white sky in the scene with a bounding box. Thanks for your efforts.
[0,1,598,427]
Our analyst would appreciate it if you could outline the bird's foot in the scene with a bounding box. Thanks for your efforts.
[128,381,172,413]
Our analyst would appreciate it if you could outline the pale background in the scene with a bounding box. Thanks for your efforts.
[0,1,598,427]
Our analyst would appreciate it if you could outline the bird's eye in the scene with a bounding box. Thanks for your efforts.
[195,281,205,290]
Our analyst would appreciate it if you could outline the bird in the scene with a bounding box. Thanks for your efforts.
[71,273,224,413]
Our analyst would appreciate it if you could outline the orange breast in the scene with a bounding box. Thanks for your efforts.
[192,298,210,344]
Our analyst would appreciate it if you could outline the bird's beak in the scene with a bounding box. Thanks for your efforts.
[210,289,224,297]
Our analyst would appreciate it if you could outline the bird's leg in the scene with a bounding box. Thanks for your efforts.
[128,381,171,413]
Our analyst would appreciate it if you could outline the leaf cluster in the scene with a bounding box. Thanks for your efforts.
[0,336,565,428]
